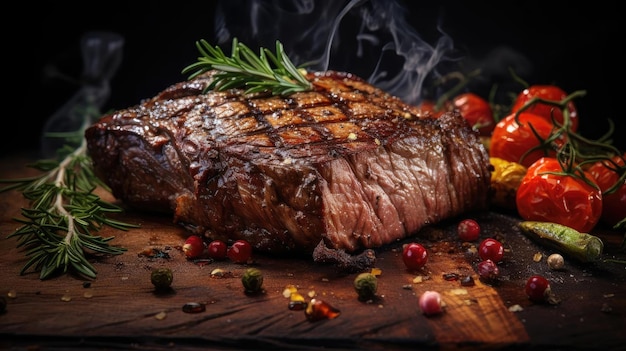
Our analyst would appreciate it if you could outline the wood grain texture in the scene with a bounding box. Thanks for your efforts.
[0,155,624,350]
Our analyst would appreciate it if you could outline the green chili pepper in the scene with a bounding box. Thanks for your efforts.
[518,221,604,263]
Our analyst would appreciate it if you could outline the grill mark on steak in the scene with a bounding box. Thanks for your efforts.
[85,70,491,255]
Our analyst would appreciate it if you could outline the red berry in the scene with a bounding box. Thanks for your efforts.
[476,259,499,281]
[418,291,443,316]
[457,219,480,241]
[402,243,428,271]
[525,275,551,302]
[182,235,205,259]
[227,240,253,264]
[207,240,228,260]
[478,238,504,262]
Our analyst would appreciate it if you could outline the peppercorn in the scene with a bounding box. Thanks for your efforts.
[353,272,378,301]
[151,267,173,290]
[547,253,565,270]
[419,290,444,316]
[241,268,264,294]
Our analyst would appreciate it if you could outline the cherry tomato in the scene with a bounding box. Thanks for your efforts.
[489,112,561,168]
[587,154,626,227]
[416,99,448,118]
[478,238,504,262]
[511,85,579,132]
[516,157,603,233]
[452,93,495,136]
[402,242,428,271]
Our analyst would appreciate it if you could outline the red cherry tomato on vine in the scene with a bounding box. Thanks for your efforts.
[516,157,603,233]
[511,85,578,132]
[417,99,448,118]
[587,154,626,227]
[453,93,495,136]
[489,112,561,168]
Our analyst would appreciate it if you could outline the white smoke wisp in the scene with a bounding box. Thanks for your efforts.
[214,0,458,105]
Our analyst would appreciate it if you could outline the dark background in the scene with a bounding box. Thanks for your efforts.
[7,0,625,158]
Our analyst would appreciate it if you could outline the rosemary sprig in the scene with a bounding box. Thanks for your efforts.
[182,38,312,96]
[1,120,138,280]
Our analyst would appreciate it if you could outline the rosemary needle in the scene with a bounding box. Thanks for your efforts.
[0,120,138,280]
[182,38,312,96]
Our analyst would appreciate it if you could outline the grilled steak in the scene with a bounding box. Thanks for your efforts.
[85,70,491,255]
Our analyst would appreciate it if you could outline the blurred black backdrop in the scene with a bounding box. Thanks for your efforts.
[7,0,625,158]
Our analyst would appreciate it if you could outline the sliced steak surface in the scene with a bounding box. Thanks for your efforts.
[85,70,491,255]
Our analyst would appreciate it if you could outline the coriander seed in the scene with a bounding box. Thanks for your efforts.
[547,253,565,270]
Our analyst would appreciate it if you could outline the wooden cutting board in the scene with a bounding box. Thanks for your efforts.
[1,155,625,350]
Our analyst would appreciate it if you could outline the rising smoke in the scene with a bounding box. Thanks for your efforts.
[214,0,459,106]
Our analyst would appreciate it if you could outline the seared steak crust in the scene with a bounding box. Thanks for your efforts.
[85,70,491,254]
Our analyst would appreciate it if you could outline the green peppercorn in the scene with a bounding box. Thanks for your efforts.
[354,272,378,301]
[241,268,264,293]
[151,267,173,290]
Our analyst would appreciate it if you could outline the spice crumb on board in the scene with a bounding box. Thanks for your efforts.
[448,288,469,295]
